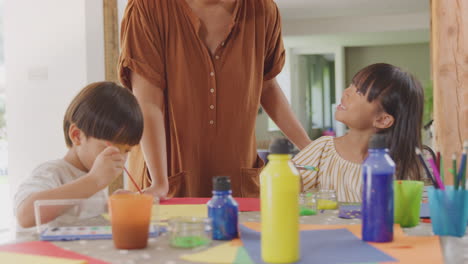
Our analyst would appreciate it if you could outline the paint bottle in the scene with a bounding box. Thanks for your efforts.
[261,138,300,263]
[207,176,239,240]
[362,133,395,242]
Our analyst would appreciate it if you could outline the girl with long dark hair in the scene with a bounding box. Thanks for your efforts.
[293,63,424,202]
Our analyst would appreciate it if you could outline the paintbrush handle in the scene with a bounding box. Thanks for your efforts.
[428,158,445,190]
[105,141,143,194]
[124,167,143,194]
[457,153,467,190]
[417,154,438,188]
[463,142,468,190]
[453,157,457,189]
[296,165,319,171]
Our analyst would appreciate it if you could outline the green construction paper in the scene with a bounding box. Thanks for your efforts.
[234,247,254,264]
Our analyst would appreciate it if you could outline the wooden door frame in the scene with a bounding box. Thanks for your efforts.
[103,0,123,193]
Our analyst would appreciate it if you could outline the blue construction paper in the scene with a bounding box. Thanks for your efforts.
[239,225,396,264]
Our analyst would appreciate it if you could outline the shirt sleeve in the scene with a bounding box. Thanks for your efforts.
[14,167,61,214]
[293,137,329,191]
[118,0,166,90]
[263,1,286,81]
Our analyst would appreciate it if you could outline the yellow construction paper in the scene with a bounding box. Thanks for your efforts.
[155,204,207,220]
[0,252,87,264]
[103,204,207,221]
[180,242,239,264]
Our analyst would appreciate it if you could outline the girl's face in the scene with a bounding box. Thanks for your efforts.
[335,84,382,130]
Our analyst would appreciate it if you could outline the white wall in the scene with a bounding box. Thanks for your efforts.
[118,0,128,24]
[282,12,429,36]
[271,30,429,138]
[345,43,431,86]
[86,1,105,83]
[5,0,105,195]
[255,7,430,142]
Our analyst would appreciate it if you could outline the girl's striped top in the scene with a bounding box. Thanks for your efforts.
[293,136,362,203]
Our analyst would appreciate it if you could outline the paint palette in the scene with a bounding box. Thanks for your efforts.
[40,225,160,241]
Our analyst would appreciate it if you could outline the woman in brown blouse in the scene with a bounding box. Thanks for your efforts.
[118,0,311,198]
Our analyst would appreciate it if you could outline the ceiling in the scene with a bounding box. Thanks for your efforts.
[275,0,430,20]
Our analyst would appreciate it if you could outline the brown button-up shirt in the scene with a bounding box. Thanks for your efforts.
[118,0,285,197]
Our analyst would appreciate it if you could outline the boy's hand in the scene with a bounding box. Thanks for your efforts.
[89,146,126,189]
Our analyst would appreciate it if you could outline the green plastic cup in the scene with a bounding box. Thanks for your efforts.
[394,180,424,228]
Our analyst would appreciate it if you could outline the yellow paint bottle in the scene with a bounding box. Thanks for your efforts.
[261,138,300,263]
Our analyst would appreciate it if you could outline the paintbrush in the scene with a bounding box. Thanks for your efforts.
[452,154,457,188]
[439,153,445,184]
[456,143,467,190]
[428,156,445,190]
[106,142,143,194]
[461,141,468,190]
[436,152,441,171]
[415,147,438,188]
[296,165,319,171]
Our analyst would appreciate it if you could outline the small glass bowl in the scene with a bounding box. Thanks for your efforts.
[299,191,317,215]
[316,189,338,210]
[167,217,212,249]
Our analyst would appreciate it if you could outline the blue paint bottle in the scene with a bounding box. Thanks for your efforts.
[362,134,395,242]
[207,176,239,240]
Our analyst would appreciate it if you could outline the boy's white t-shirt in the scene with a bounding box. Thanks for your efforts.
[14,159,108,222]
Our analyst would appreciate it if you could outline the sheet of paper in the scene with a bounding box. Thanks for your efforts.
[374,235,444,264]
[241,222,444,264]
[180,242,239,263]
[155,204,207,220]
[103,198,259,220]
[233,246,254,264]
[103,204,208,222]
[0,241,108,264]
[240,225,396,264]
[0,252,87,264]
[161,198,260,212]
[241,222,405,238]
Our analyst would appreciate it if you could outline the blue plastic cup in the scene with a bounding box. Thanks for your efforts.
[428,186,468,237]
